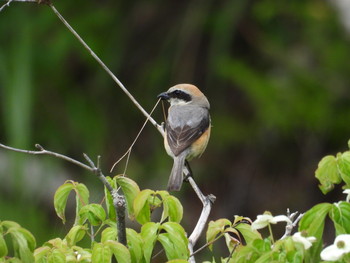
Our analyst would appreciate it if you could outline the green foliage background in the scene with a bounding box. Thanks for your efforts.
[1,0,350,258]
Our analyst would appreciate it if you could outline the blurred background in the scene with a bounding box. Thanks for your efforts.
[1,0,350,260]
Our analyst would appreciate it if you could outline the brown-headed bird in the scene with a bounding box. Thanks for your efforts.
[158,84,211,191]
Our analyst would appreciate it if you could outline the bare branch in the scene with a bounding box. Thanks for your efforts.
[0,142,128,246]
[280,209,304,240]
[187,174,216,263]
[46,3,164,136]
[0,0,14,12]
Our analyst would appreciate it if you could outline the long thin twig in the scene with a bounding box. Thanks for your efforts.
[0,143,92,171]
[0,0,14,12]
[110,99,161,173]
[47,3,164,136]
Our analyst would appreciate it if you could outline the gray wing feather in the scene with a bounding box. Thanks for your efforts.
[166,105,210,156]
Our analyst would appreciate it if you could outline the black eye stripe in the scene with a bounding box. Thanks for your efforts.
[170,90,192,102]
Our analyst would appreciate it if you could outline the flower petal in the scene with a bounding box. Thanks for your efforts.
[321,244,344,261]
[270,215,292,224]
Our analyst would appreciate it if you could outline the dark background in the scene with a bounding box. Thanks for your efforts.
[1,0,349,259]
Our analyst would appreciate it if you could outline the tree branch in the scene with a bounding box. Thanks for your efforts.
[0,143,128,246]
[280,209,304,240]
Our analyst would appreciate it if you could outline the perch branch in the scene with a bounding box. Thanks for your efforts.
[187,173,216,263]
[0,143,127,246]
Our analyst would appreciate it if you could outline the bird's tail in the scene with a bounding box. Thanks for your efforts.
[167,153,186,191]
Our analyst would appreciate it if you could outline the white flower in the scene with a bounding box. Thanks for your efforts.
[343,189,350,202]
[251,214,292,230]
[321,234,350,261]
[292,232,316,250]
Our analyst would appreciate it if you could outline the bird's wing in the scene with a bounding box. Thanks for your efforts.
[166,106,210,156]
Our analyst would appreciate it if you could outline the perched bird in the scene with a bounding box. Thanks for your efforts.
[158,84,211,191]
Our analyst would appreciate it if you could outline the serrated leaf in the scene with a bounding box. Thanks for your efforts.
[329,201,350,235]
[101,227,117,243]
[65,225,87,247]
[298,202,332,262]
[104,177,117,221]
[206,219,232,250]
[134,189,154,224]
[0,234,8,257]
[79,204,106,226]
[126,228,143,263]
[234,223,262,244]
[54,182,74,224]
[105,240,131,263]
[338,151,350,186]
[141,222,160,263]
[315,155,341,194]
[92,243,112,263]
[115,175,140,219]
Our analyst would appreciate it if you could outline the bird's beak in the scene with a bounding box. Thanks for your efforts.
[157,92,170,100]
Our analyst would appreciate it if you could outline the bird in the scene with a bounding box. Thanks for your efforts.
[158,84,211,191]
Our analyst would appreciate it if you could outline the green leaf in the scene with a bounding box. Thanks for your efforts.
[126,228,143,263]
[101,227,117,243]
[299,202,332,262]
[115,175,140,219]
[104,176,117,221]
[315,155,341,194]
[16,227,36,252]
[54,182,74,224]
[329,201,350,235]
[0,234,8,258]
[134,189,154,224]
[157,191,183,223]
[47,249,65,263]
[79,204,106,226]
[8,227,34,263]
[338,151,350,186]
[34,246,50,262]
[65,225,87,247]
[92,243,112,263]
[0,221,21,230]
[105,240,131,263]
[206,219,232,250]
[234,223,262,244]
[74,183,90,225]
[166,260,189,263]
[141,222,160,263]
[160,222,189,259]
[158,233,177,260]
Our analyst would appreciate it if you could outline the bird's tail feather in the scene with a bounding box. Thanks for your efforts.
[167,154,186,191]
